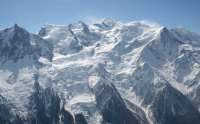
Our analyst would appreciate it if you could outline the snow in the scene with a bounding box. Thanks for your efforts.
[171,26,200,43]
[37,24,82,55]
[71,93,94,103]
[173,27,192,36]
[89,75,101,89]
[0,56,39,115]
[1,19,200,123]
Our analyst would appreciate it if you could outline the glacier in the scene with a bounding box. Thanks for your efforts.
[0,18,200,124]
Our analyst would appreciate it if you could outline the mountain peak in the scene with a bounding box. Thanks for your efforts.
[100,18,115,22]
[12,23,20,31]
[99,18,117,25]
[161,26,167,30]
[177,26,188,30]
[77,21,84,24]
[157,27,174,36]
[14,23,18,28]
[92,18,117,30]
[68,21,88,30]
[154,26,178,42]
[172,26,191,36]
[159,26,169,33]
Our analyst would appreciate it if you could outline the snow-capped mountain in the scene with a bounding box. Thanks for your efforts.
[0,24,53,65]
[1,18,200,124]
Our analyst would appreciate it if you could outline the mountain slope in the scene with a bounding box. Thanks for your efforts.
[0,19,200,124]
[0,24,53,66]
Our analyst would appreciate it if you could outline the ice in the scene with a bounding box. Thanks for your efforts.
[1,19,200,123]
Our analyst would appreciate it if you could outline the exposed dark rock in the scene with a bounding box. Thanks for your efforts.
[75,113,88,124]
[101,96,140,124]
[93,76,141,124]
[59,107,74,124]
[29,74,74,124]
[0,25,53,66]
[124,99,149,124]
[150,84,200,124]
[95,43,100,47]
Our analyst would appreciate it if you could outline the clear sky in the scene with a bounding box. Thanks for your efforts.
[0,0,200,34]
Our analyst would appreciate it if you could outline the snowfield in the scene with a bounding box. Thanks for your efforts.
[1,18,200,124]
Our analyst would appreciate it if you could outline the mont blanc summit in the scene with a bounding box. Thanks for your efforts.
[1,18,200,124]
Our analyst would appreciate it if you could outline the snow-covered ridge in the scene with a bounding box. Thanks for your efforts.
[0,24,53,66]
[1,19,200,124]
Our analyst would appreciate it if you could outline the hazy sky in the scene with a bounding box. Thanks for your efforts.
[0,0,200,34]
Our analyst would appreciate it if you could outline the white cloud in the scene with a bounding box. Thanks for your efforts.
[140,20,161,28]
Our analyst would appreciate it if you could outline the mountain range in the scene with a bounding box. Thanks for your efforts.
[1,18,200,124]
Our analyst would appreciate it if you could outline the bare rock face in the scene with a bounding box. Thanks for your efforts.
[0,24,53,66]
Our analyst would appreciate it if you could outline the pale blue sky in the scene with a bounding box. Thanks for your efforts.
[0,0,199,34]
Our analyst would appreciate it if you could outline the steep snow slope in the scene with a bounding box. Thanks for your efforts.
[171,27,200,43]
[1,18,200,124]
[69,21,101,46]
[36,24,82,55]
